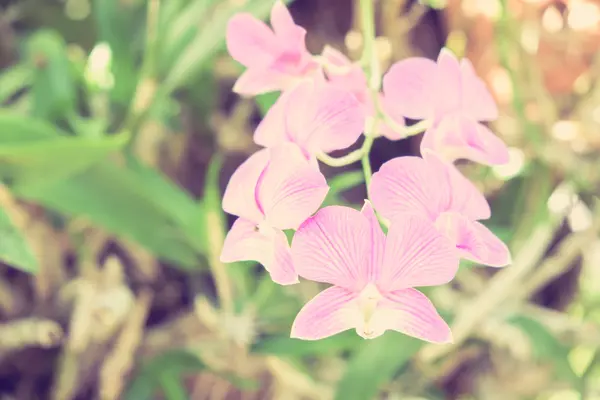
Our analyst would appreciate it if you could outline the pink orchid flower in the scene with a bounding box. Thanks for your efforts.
[321,46,406,141]
[226,1,321,96]
[254,79,366,159]
[290,201,458,342]
[220,143,329,285]
[370,152,511,267]
[383,48,509,165]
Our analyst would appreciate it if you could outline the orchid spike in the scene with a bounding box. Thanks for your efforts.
[220,143,329,285]
[225,1,321,96]
[290,201,458,342]
[383,48,509,165]
[370,152,511,267]
[321,46,406,140]
[254,79,366,159]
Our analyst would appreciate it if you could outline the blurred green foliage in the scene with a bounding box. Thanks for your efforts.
[1,0,600,399]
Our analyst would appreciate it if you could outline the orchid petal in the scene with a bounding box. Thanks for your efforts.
[291,286,359,340]
[370,156,450,222]
[226,14,279,68]
[220,218,298,285]
[382,57,437,120]
[292,206,371,290]
[460,121,510,166]
[321,45,352,68]
[375,288,452,343]
[254,89,291,148]
[233,67,288,97]
[421,116,509,166]
[285,81,366,154]
[222,149,269,222]
[460,59,498,121]
[424,151,491,220]
[258,144,329,230]
[270,0,306,51]
[361,200,386,282]
[221,218,271,265]
[436,212,511,267]
[434,48,462,117]
[378,213,459,291]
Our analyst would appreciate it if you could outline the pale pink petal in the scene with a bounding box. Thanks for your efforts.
[222,149,269,222]
[361,200,386,282]
[378,213,459,291]
[370,156,450,222]
[232,68,288,96]
[423,151,491,221]
[382,58,437,120]
[460,59,498,121]
[292,206,371,290]
[436,212,511,267]
[285,81,366,154]
[321,45,352,68]
[374,288,452,343]
[226,14,279,68]
[220,218,298,285]
[291,286,359,340]
[270,228,299,284]
[420,117,509,166]
[221,218,271,265]
[270,0,306,51]
[321,47,368,102]
[460,121,510,166]
[434,48,462,117]
[258,143,329,230]
[254,89,290,148]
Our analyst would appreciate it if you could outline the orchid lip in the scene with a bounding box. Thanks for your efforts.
[356,283,383,339]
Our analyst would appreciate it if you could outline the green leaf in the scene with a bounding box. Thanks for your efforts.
[0,111,129,188]
[15,161,202,269]
[157,0,215,78]
[253,331,361,356]
[508,314,582,390]
[322,171,365,207]
[255,91,281,116]
[92,0,144,104]
[335,332,423,400]
[329,171,364,195]
[125,348,257,399]
[0,64,33,105]
[124,349,206,400]
[164,0,293,92]
[26,30,76,120]
[0,205,38,273]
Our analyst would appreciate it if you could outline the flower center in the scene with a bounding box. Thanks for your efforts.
[356,283,383,339]
[256,221,276,239]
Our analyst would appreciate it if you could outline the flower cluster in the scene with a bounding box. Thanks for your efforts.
[221,1,511,344]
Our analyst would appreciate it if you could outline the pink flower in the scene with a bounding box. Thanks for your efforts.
[370,152,511,267]
[226,1,320,96]
[254,79,366,159]
[290,201,458,342]
[383,48,509,165]
[220,143,329,285]
[321,46,406,141]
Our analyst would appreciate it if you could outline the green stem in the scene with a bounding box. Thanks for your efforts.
[361,134,375,186]
[359,0,380,89]
[122,0,161,151]
[317,120,429,168]
[359,0,379,191]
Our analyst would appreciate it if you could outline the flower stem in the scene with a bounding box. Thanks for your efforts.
[359,0,379,190]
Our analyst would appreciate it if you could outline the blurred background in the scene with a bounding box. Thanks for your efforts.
[0,0,599,399]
